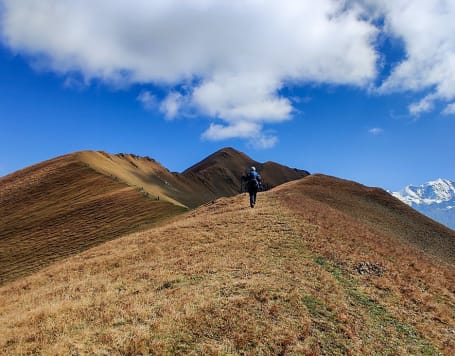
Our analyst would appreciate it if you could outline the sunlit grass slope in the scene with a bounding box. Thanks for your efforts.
[278,174,455,264]
[0,154,186,285]
[76,150,193,208]
[1,148,308,286]
[1,175,453,354]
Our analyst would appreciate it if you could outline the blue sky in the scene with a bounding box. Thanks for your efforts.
[1,0,455,191]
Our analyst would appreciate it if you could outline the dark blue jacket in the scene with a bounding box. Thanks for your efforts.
[247,170,261,191]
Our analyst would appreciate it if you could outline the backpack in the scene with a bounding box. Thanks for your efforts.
[247,171,260,190]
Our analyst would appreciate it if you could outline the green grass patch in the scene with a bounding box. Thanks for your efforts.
[302,295,348,354]
[313,257,440,355]
[302,295,334,319]
[313,256,354,288]
[349,288,439,355]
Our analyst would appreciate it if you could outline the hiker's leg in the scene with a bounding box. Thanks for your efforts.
[249,191,254,207]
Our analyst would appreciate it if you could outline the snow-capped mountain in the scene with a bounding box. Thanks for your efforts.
[391,179,455,230]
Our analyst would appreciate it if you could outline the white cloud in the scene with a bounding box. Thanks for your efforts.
[368,127,384,135]
[0,0,378,146]
[251,133,278,150]
[442,103,455,116]
[202,122,278,149]
[202,122,261,141]
[364,0,455,114]
[159,92,184,120]
[137,91,156,111]
[192,73,293,122]
[3,1,454,143]
[408,94,436,116]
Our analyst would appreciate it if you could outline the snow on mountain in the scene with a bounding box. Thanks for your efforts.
[392,178,455,206]
[391,179,455,230]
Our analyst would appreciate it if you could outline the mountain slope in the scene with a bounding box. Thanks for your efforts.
[286,174,455,264]
[0,148,308,285]
[0,154,185,285]
[75,150,198,208]
[0,175,453,354]
[182,147,309,202]
[392,178,455,230]
[78,147,309,208]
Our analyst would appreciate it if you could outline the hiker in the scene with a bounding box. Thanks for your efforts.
[246,166,262,208]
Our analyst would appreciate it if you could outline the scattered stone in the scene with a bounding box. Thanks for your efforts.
[355,262,385,276]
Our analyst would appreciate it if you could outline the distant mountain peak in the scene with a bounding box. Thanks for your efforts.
[394,178,455,206]
[391,178,455,230]
[182,147,253,175]
[216,146,242,154]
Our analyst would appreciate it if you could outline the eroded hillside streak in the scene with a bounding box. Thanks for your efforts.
[0,155,186,285]
[1,188,454,354]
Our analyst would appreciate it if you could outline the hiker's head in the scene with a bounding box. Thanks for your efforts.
[250,166,256,171]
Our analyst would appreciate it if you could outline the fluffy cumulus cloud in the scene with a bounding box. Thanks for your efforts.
[0,0,378,147]
[1,0,454,145]
[160,92,186,120]
[360,0,455,115]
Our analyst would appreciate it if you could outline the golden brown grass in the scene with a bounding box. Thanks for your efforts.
[0,155,185,285]
[1,175,454,354]
[0,148,307,287]
[76,150,190,208]
[284,174,455,264]
[79,147,308,209]
[273,177,455,354]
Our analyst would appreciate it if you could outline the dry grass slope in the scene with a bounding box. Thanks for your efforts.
[1,148,309,286]
[1,175,453,355]
[282,174,455,264]
[0,154,186,285]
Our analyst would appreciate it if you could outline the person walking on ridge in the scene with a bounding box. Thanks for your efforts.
[246,166,262,208]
